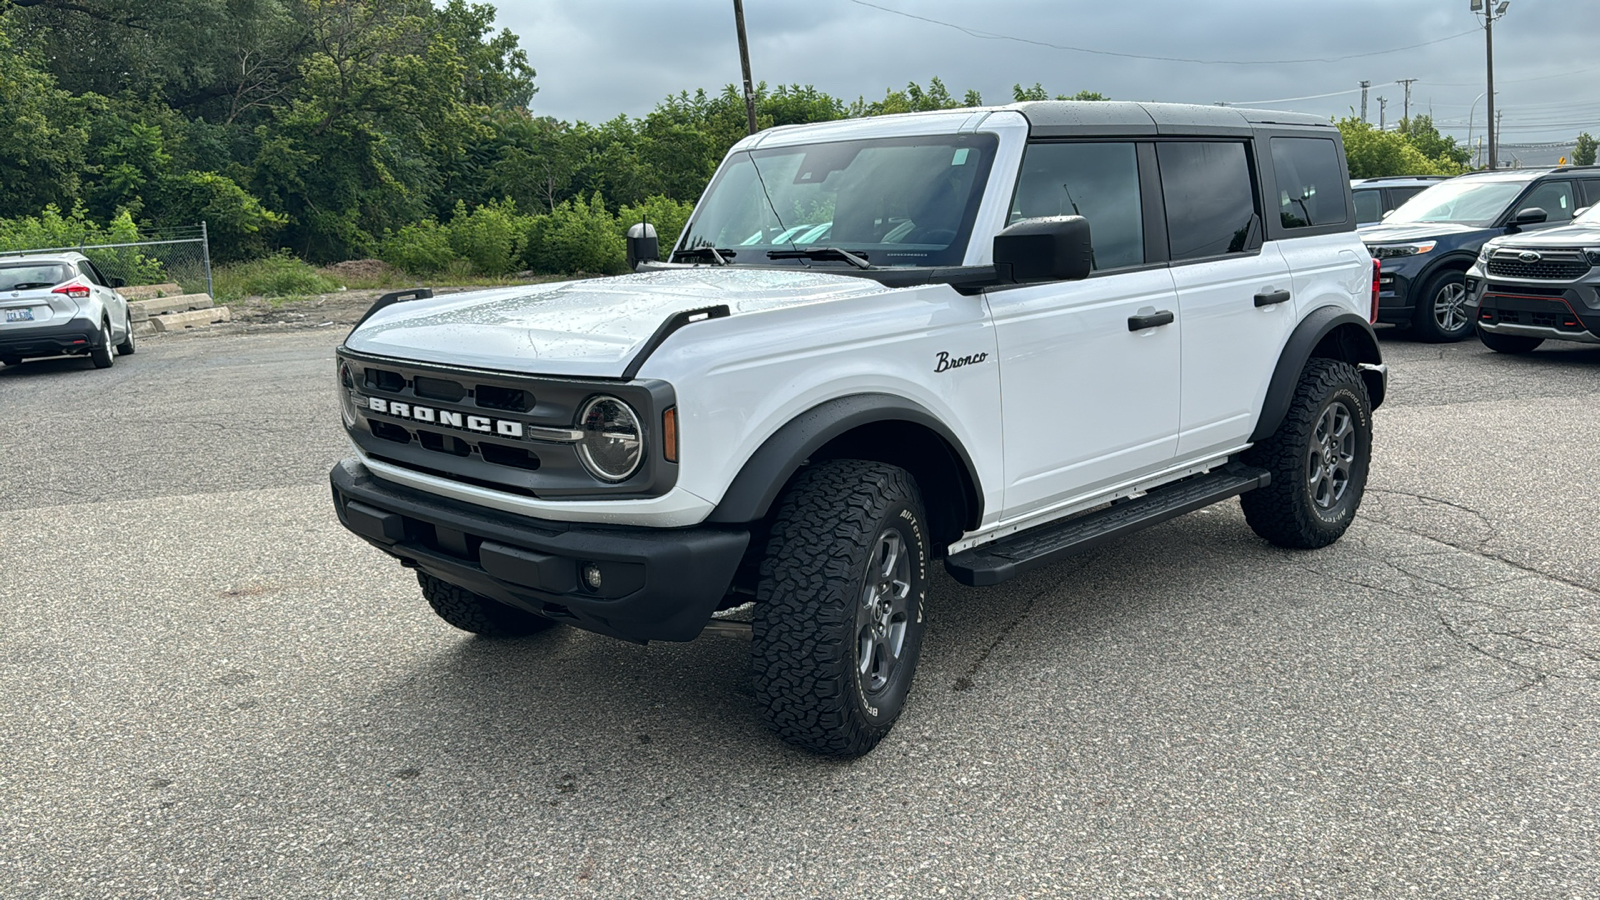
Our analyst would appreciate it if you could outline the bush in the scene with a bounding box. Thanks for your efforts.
[154,171,284,262]
[447,199,526,275]
[526,192,625,275]
[378,219,455,275]
[212,251,338,301]
[617,195,695,260]
[0,205,166,284]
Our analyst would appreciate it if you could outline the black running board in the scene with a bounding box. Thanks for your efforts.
[945,464,1271,587]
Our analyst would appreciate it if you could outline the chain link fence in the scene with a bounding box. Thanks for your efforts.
[0,224,212,296]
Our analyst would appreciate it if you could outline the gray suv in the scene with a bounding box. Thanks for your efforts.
[0,252,135,369]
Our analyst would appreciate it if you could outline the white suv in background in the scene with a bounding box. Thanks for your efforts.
[0,252,135,369]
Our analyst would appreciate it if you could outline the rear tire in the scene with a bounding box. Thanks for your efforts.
[90,318,114,369]
[1477,327,1543,355]
[1410,269,1473,343]
[417,571,559,637]
[1240,359,1372,549]
[116,312,137,355]
[752,460,930,757]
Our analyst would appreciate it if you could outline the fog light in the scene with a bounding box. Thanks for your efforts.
[582,563,603,590]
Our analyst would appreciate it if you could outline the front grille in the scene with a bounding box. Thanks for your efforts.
[1486,251,1591,280]
[1484,296,1584,331]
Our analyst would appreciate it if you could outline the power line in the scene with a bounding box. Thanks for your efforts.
[843,0,1480,66]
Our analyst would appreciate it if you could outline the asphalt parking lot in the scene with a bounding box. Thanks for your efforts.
[2,327,1598,898]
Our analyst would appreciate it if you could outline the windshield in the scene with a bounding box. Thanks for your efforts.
[0,263,73,291]
[677,133,998,268]
[1384,180,1527,226]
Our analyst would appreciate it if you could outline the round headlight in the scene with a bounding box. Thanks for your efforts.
[577,396,644,482]
[337,362,358,427]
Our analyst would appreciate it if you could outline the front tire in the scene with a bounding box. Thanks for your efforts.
[89,318,114,369]
[417,571,559,637]
[1240,359,1373,549]
[1410,269,1473,343]
[1477,327,1543,355]
[752,460,930,757]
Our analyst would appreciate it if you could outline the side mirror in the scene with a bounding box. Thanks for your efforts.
[1381,209,1394,220]
[107,275,126,288]
[1511,207,1549,227]
[993,215,1092,284]
[626,222,659,271]
[1573,206,1590,219]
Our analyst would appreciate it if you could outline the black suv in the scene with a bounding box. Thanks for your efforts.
[1360,166,1600,341]
[1351,175,1450,225]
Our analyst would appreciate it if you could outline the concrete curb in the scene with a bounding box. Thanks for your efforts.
[130,294,214,322]
[150,306,231,332]
[120,283,184,301]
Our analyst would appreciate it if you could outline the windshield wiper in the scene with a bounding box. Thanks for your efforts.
[6,282,54,290]
[767,247,872,270]
[671,247,737,265]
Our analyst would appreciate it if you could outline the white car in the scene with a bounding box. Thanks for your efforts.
[329,101,1387,756]
[0,252,135,369]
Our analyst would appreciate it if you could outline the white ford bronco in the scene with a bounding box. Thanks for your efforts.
[331,101,1387,756]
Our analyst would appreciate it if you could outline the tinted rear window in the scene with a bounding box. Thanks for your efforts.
[0,263,74,291]
[1271,137,1349,229]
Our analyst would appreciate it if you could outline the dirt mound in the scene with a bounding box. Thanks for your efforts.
[323,259,397,280]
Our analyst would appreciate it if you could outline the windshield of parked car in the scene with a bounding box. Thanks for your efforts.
[1384,180,1526,227]
[676,133,998,268]
[0,263,74,291]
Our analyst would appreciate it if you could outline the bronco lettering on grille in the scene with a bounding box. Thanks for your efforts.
[366,396,524,438]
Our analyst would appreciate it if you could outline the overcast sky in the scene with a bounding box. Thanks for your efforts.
[497,0,1600,159]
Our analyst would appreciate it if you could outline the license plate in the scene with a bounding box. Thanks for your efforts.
[4,309,34,323]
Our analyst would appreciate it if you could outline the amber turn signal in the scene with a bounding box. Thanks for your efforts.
[662,407,678,463]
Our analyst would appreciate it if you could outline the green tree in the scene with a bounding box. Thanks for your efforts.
[1336,116,1448,178]
[0,21,87,214]
[1398,115,1470,170]
[1575,133,1597,166]
[1012,84,1109,102]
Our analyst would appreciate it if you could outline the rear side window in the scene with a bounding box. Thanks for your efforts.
[1270,137,1349,229]
[0,263,73,291]
[1157,141,1258,261]
[1353,190,1383,224]
[1389,186,1429,207]
[77,261,105,286]
[1011,142,1145,270]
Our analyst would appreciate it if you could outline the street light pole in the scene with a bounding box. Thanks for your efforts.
[1466,90,1488,167]
[1472,0,1510,169]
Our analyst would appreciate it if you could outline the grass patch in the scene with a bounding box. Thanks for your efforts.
[212,252,339,302]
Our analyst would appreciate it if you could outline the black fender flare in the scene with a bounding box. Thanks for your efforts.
[1250,306,1384,443]
[706,393,983,525]
[1410,252,1479,297]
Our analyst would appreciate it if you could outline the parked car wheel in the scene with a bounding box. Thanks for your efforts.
[116,312,136,356]
[1411,269,1473,342]
[89,318,115,369]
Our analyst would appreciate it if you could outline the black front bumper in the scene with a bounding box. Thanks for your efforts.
[330,459,749,643]
[0,317,100,359]
[1374,266,1419,325]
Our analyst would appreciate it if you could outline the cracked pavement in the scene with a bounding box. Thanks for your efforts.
[2,328,1598,897]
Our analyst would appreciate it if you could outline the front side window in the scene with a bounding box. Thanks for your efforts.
[1010,142,1144,271]
[1517,181,1576,222]
[77,262,104,286]
[678,134,998,268]
[1271,137,1349,229]
[1157,141,1259,261]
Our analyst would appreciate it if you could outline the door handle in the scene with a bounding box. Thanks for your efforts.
[1127,310,1175,331]
[1254,289,1292,307]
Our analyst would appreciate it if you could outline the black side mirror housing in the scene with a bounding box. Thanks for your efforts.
[107,276,126,288]
[1511,207,1549,228]
[993,215,1092,284]
[626,222,659,271]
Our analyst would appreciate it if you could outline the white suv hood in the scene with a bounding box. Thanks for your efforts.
[344,267,892,377]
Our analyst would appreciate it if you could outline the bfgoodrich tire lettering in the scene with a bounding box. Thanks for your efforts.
[417,571,559,637]
[752,459,929,757]
[1240,358,1372,549]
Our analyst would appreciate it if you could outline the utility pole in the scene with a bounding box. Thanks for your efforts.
[1359,80,1371,123]
[1378,97,1388,131]
[1396,78,1418,126]
[732,0,758,136]
[1472,0,1510,169]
